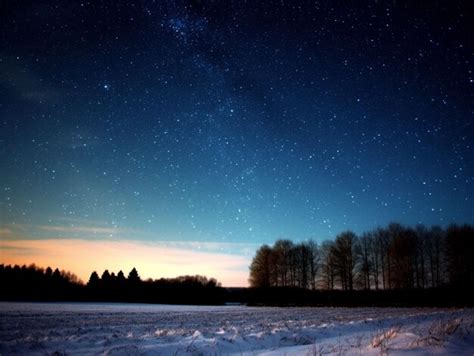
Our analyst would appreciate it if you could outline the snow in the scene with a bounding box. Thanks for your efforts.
[0,302,472,355]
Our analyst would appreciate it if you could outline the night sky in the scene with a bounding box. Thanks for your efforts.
[1,1,473,285]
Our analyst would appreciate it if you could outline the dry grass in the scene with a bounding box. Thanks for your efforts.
[411,318,464,347]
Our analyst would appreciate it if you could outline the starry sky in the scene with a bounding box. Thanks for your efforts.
[1,1,473,286]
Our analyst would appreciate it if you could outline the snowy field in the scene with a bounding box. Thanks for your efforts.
[0,302,473,355]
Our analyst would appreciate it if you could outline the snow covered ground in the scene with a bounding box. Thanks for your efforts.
[0,302,472,355]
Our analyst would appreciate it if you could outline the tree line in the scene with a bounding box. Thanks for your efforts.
[1,222,472,306]
[0,264,225,304]
[249,223,474,291]
[85,268,224,304]
[1,264,82,301]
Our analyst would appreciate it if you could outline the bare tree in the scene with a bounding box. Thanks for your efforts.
[273,240,294,286]
[319,240,336,290]
[426,226,444,288]
[332,231,359,290]
[249,245,273,287]
[359,233,372,290]
[308,240,320,290]
[247,223,472,292]
[387,224,417,289]
[445,224,474,288]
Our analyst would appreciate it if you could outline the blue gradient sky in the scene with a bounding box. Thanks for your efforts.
[1,1,473,285]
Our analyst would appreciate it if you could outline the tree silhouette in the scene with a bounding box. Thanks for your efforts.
[445,224,474,288]
[249,245,272,287]
[1,221,473,306]
[331,231,359,291]
[128,267,140,283]
[88,271,100,287]
[117,270,125,281]
[248,222,474,293]
[320,240,336,289]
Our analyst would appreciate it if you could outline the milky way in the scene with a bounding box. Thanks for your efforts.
[1,1,473,248]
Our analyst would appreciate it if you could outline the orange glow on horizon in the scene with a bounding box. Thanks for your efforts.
[0,239,250,287]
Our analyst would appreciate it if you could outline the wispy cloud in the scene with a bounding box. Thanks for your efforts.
[1,222,260,255]
[0,224,28,238]
[0,227,13,236]
[0,222,254,286]
[37,225,125,235]
[0,222,132,240]
[158,240,260,257]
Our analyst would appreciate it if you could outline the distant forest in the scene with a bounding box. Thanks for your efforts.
[249,223,474,291]
[0,265,225,305]
[1,222,473,306]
